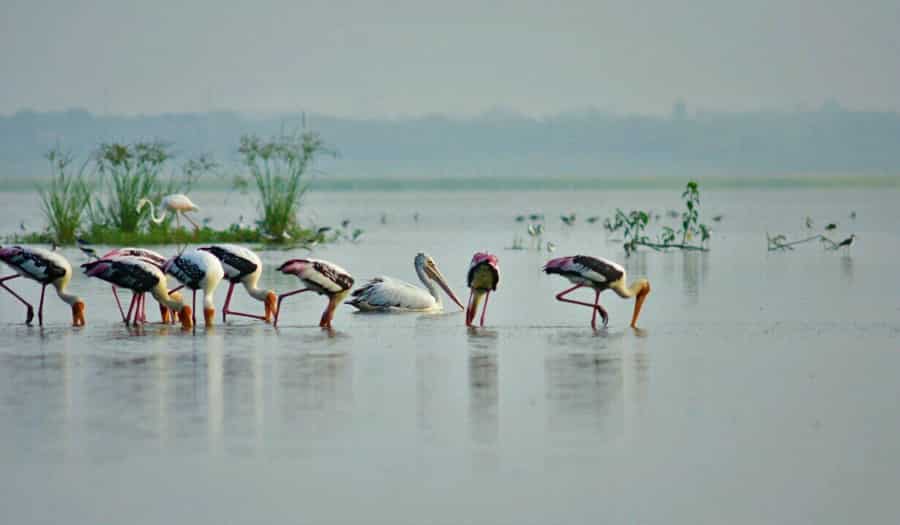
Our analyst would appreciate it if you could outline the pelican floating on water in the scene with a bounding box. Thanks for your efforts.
[543,255,650,329]
[347,253,465,312]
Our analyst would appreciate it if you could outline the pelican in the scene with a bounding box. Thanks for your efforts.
[82,256,191,329]
[163,249,224,328]
[198,244,277,323]
[543,255,650,329]
[137,193,201,231]
[274,258,354,329]
[465,252,499,327]
[347,253,465,312]
[0,246,86,326]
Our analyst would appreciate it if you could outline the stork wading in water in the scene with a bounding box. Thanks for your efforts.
[465,252,500,327]
[543,255,650,329]
[137,194,201,232]
[198,244,277,323]
[347,253,465,313]
[0,246,86,326]
[274,259,354,329]
[100,247,179,324]
[163,249,224,329]
[82,256,192,329]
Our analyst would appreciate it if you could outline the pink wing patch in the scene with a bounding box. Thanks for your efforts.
[278,259,310,275]
[0,246,23,262]
[543,256,576,272]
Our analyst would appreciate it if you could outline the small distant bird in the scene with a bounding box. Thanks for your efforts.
[805,216,814,229]
[825,223,838,231]
[515,215,526,222]
[19,221,26,232]
[712,214,724,222]
[544,255,651,329]
[466,253,500,327]
[560,214,576,226]
[380,213,388,225]
[341,219,351,228]
[316,226,332,236]
[137,193,201,231]
[202,217,212,227]
[850,211,857,220]
[412,212,420,223]
[274,258,354,329]
[546,241,557,253]
[77,238,98,259]
[586,216,599,224]
[528,213,544,222]
[835,234,856,253]
[667,210,679,218]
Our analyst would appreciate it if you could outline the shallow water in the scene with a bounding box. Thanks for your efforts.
[1,187,899,524]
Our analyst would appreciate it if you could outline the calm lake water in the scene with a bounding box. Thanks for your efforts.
[1,187,899,524]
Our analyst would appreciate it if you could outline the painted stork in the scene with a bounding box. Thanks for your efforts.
[543,255,650,329]
[274,258,354,329]
[163,249,224,328]
[466,252,500,327]
[198,244,277,323]
[0,246,86,326]
[100,247,178,324]
[137,194,201,231]
[347,253,465,312]
[82,256,192,329]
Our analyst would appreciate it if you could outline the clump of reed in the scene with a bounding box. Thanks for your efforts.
[37,148,91,244]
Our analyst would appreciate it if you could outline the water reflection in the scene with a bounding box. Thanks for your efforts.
[681,251,709,303]
[544,351,623,441]
[841,255,854,283]
[277,350,353,442]
[468,352,498,445]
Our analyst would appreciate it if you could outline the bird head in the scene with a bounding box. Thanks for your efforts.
[416,253,465,310]
[71,300,86,327]
[630,280,651,328]
[265,291,278,322]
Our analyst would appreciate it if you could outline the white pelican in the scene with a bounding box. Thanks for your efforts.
[137,193,201,231]
[347,253,465,313]
[163,249,224,329]
[465,252,499,327]
[274,258,354,329]
[198,244,277,323]
[82,256,191,329]
[0,246,86,326]
[543,255,650,329]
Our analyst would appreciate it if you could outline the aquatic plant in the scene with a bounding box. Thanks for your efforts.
[37,148,92,245]
[767,217,847,252]
[237,131,333,242]
[603,181,711,256]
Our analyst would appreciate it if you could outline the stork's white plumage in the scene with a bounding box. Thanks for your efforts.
[347,253,465,312]
[164,249,224,328]
[99,247,178,323]
[82,255,191,329]
[274,258,354,329]
[199,244,277,323]
[543,255,650,329]
[0,246,85,326]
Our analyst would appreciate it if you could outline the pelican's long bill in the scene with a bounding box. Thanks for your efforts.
[425,261,465,310]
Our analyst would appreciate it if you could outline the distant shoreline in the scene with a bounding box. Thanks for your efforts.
[2,174,899,192]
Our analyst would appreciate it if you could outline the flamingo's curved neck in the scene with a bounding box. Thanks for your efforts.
[611,278,648,299]
[139,199,168,224]
[415,264,441,305]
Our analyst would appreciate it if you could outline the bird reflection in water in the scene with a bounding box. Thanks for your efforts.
[544,350,623,442]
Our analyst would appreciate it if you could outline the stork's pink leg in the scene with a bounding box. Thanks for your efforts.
[192,290,197,333]
[37,284,47,326]
[555,284,608,328]
[0,275,35,324]
[479,291,490,327]
[591,289,600,330]
[111,286,127,323]
[222,282,235,323]
[221,281,269,322]
[125,293,137,325]
[169,285,184,295]
[273,288,311,328]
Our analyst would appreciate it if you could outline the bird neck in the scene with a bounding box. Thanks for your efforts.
[246,283,271,302]
[612,278,648,299]
[54,278,80,306]
[138,198,166,224]
[416,265,441,304]
[152,281,183,311]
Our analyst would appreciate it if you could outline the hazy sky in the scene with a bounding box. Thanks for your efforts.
[3,0,899,117]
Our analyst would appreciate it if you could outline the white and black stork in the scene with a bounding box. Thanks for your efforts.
[465,252,500,327]
[0,245,86,326]
[543,255,650,329]
[163,249,224,329]
[82,256,192,329]
[274,258,354,329]
[99,247,179,324]
[198,244,277,323]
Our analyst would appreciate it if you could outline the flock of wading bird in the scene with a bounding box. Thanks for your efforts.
[0,244,651,332]
[0,193,650,332]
